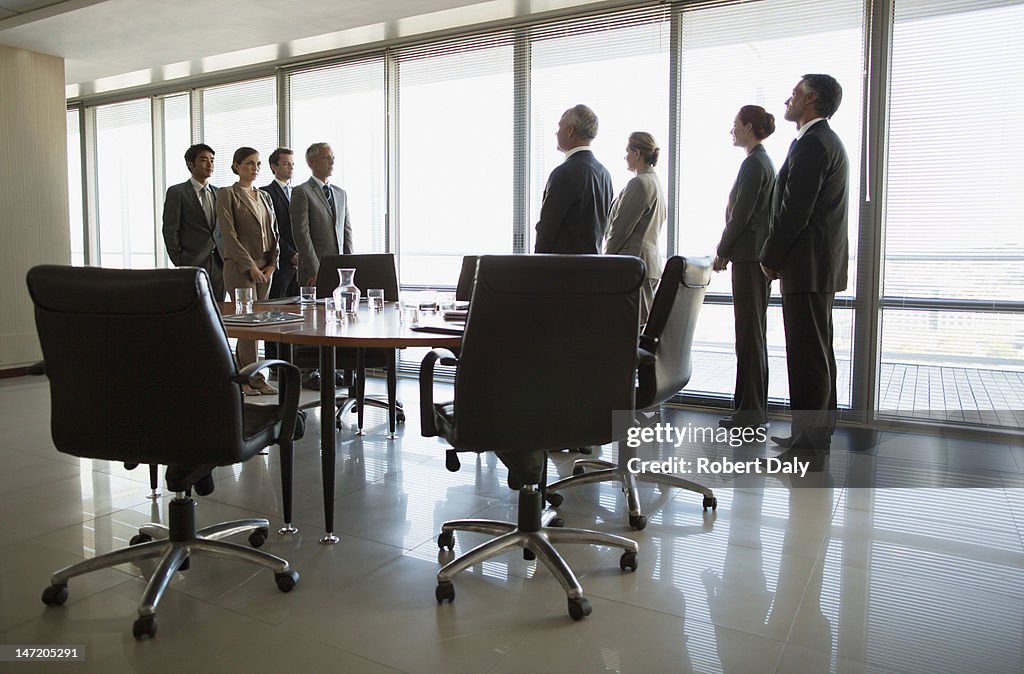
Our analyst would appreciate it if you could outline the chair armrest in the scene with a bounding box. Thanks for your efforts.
[639,334,659,354]
[419,348,457,437]
[637,347,656,365]
[28,360,46,375]
[234,360,302,442]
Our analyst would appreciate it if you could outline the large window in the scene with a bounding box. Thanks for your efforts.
[159,94,191,266]
[66,108,84,266]
[201,78,277,190]
[676,0,864,408]
[878,0,1024,424]
[396,37,515,286]
[529,12,671,254]
[290,58,387,255]
[94,99,155,269]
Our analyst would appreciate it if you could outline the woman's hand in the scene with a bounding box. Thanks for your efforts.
[260,265,276,279]
[248,264,266,283]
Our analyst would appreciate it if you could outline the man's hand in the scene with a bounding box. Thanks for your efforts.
[712,256,728,272]
[306,276,316,287]
[760,264,779,281]
[291,253,299,265]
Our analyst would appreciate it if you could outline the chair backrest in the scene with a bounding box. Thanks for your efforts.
[455,255,478,302]
[26,265,249,465]
[452,254,644,452]
[635,255,711,409]
[316,253,399,300]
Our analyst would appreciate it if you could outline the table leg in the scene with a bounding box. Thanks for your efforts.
[387,349,397,438]
[278,342,298,536]
[319,345,340,545]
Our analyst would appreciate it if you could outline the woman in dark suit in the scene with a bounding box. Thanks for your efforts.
[713,106,777,429]
[217,146,280,395]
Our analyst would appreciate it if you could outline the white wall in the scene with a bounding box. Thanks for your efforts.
[0,44,69,368]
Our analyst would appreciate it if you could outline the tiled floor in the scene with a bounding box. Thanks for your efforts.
[0,375,1022,673]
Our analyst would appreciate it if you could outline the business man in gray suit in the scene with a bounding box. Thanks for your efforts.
[534,104,613,254]
[760,74,849,458]
[162,143,224,299]
[291,142,353,287]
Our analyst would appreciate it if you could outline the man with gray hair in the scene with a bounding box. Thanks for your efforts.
[534,104,613,254]
[290,142,353,287]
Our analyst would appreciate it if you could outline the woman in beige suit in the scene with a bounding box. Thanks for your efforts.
[604,132,666,323]
[217,146,280,395]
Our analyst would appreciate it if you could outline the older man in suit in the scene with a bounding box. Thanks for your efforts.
[534,104,613,254]
[760,74,849,458]
[291,142,353,287]
[162,143,224,299]
[261,147,299,299]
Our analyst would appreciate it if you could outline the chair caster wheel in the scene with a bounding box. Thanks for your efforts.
[41,584,68,606]
[572,465,585,476]
[568,597,592,620]
[549,517,565,528]
[275,570,300,592]
[702,496,718,512]
[396,411,407,423]
[436,581,455,603]
[620,550,638,572]
[523,548,536,561]
[132,615,157,640]
[629,514,648,531]
[129,533,152,546]
[178,556,190,571]
[574,446,594,455]
[545,492,563,507]
[437,531,455,550]
[249,529,269,548]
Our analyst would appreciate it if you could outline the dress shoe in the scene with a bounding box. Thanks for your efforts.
[301,370,321,390]
[719,416,765,431]
[255,382,279,395]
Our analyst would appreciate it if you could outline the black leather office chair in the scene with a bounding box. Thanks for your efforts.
[27,265,301,640]
[420,254,643,620]
[455,254,478,302]
[299,253,405,435]
[546,256,717,529]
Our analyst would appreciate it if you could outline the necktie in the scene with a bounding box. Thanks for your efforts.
[323,184,336,222]
[284,184,291,201]
[200,187,214,226]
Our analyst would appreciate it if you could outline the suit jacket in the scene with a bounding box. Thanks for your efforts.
[760,120,849,294]
[604,168,665,279]
[290,177,353,282]
[716,145,776,263]
[260,181,296,275]
[216,183,279,275]
[534,149,613,254]
[162,180,219,267]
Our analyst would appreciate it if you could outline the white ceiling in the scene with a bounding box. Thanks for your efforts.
[0,0,610,97]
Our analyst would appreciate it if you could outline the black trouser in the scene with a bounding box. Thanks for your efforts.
[781,291,837,447]
[265,265,299,360]
[730,261,770,425]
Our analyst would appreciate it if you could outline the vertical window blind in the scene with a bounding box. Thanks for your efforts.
[289,57,387,254]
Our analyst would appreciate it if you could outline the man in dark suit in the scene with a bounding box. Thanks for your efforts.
[760,74,849,457]
[260,147,298,363]
[162,143,224,299]
[291,142,353,288]
[534,104,613,254]
[261,147,298,300]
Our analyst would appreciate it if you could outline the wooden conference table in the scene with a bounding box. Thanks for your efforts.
[222,301,462,544]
